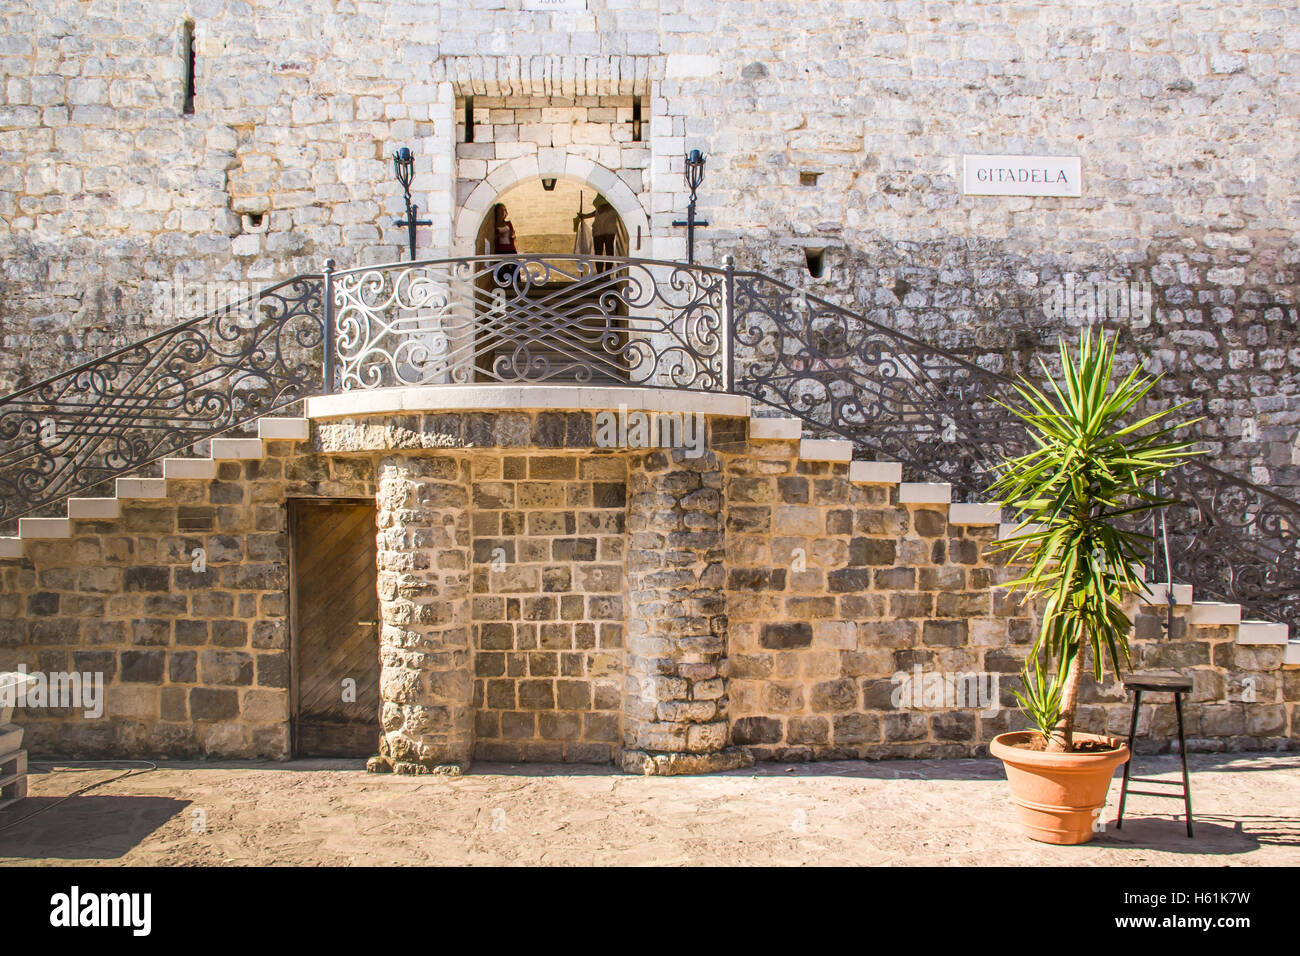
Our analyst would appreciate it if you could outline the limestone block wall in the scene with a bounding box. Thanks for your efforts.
[468,450,627,764]
[0,407,1295,768]
[0,443,373,757]
[457,95,648,209]
[723,436,1033,760]
[2,0,1297,488]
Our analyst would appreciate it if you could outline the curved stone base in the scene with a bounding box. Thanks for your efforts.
[620,746,754,776]
[368,753,468,776]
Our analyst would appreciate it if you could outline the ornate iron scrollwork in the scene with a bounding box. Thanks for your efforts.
[731,270,1030,498]
[330,255,724,392]
[1156,463,1300,632]
[0,276,323,524]
[730,268,1298,632]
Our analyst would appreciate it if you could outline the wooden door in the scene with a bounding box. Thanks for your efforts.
[290,500,381,758]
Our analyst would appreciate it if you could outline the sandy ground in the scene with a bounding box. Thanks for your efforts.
[1,752,1296,866]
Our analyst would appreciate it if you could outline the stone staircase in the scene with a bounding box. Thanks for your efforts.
[748,414,1300,668]
[1,406,1295,668]
[0,416,310,557]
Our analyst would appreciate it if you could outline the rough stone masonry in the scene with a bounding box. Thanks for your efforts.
[0,2,1297,769]
[0,1,1296,489]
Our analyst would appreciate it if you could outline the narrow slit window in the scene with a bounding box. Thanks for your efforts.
[804,248,826,278]
[182,20,196,115]
[464,96,475,143]
[631,97,643,142]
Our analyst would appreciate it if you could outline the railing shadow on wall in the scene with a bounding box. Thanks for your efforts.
[0,253,1294,633]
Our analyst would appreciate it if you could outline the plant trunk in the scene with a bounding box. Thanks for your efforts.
[1048,652,1083,752]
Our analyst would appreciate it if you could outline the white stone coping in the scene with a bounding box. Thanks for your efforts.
[0,538,22,558]
[1141,582,1194,606]
[799,438,853,462]
[849,461,902,484]
[1189,601,1242,626]
[67,498,121,519]
[749,417,803,441]
[17,517,71,539]
[948,502,1002,525]
[1286,642,1300,666]
[899,482,952,505]
[306,385,752,420]
[258,417,310,441]
[1237,621,1289,645]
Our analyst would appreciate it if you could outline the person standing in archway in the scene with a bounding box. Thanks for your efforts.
[491,202,519,285]
[574,196,620,267]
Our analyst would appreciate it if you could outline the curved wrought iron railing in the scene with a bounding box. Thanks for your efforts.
[0,252,1294,633]
[324,254,726,393]
[0,275,323,524]
[728,267,1300,632]
[730,268,1029,498]
[1156,464,1300,630]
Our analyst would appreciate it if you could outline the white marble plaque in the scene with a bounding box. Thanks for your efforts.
[962,154,1082,197]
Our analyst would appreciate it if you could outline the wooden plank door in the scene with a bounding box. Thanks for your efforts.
[290,500,381,758]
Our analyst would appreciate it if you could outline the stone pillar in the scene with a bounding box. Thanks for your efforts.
[622,448,752,774]
[372,455,473,773]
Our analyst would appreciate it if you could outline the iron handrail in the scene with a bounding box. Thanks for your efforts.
[0,253,1292,632]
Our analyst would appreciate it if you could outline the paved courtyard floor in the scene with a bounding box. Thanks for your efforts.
[1,752,1296,866]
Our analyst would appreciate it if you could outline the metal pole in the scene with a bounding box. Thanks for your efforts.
[686,196,697,265]
[322,258,335,394]
[724,255,735,393]
[406,202,418,262]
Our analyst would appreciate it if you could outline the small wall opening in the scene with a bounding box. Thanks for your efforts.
[631,97,643,142]
[181,19,196,115]
[803,247,826,278]
[799,170,822,186]
[464,95,475,143]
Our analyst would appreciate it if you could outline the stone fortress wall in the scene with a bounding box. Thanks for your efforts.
[0,0,1296,491]
[1,409,1293,765]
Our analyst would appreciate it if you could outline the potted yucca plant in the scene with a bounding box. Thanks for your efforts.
[988,328,1199,844]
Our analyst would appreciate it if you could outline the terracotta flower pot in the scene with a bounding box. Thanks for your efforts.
[990,731,1130,845]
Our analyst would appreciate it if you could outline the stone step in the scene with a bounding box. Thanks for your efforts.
[0,537,22,558]
[258,417,310,441]
[798,438,853,462]
[1142,582,1194,606]
[116,477,169,499]
[67,498,121,519]
[748,417,802,441]
[1237,621,1288,646]
[163,457,218,480]
[848,461,902,484]
[948,502,1001,525]
[899,482,952,505]
[210,437,264,460]
[1189,601,1242,626]
[997,521,1045,539]
[18,517,72,539]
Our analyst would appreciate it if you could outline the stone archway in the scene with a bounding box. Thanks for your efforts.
[454,154,651,258]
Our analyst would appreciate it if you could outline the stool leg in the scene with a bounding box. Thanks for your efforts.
[1175,691,1193,837]
[1116,689,1141,830]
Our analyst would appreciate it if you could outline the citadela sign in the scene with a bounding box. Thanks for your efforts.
[962,154,1082,197]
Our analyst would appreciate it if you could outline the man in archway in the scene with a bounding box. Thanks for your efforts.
[575,196,620,266]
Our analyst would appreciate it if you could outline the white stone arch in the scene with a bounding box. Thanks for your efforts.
[454,153,651,258]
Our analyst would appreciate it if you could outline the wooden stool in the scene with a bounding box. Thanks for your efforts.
[1115,673,1194,837]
